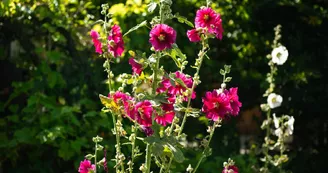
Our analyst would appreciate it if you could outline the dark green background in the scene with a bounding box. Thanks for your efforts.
[1,0,327,172]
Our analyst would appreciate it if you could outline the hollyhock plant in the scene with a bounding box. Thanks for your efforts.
[108,24,124,57]
[149,24,177,51]
[90,30,103,54]
[78,159,95,173]
[129,57,143,75]
[202,90,232,121]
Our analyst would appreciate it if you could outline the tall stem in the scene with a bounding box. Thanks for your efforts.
[263,109,271,170]
[192,121,218,173]
[129,123,137,173]
[112,114,124,172]
[94,141,98,173]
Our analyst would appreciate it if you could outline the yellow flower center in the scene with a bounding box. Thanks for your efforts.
[204,14,209,21]
[158,34,165,41]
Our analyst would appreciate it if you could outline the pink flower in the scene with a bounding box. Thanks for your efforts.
[202,90,231,121]
[149,24,177,51]
[78,159,95,173]
[195,7,217,32]
[187,29,201,42]
[108,24,124,57]
[90,30,102,54]
[222,165,239,173]
[190,7,224,40]
[129,57,143,75]
[134,100,154,127]
[157,71,196,101]
[108,91,134,118]
[155,103,175,126]
[225,87,242,116]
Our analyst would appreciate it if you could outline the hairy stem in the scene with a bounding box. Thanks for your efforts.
[112,114,124,172]
[192,121,218,173]
[94,141,98,173]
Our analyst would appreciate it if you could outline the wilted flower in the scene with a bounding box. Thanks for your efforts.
[202,90,231,121]
[286,116,294,135]
[149,24,177,51]
[141,126,154,136]
[271,45,288,65]
[108,24,124,57]
[273,113,280,128]
[187,29,201,42]
[267,93,283,109]
[78,159,95,173]
[222,165,239,173]
[129,57,143,75]
[225,87,242,116]
[90,30,102,54]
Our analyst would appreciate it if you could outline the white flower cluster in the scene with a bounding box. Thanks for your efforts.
[273,114,295,137]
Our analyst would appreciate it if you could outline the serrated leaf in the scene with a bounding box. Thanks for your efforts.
[147,2,157,13]
[174,14,194,28]
[166,48,181,68]
[123,20,147,37]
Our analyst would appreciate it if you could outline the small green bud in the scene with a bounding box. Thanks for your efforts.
[85,154,95,160]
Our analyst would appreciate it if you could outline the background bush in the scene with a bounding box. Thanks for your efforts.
[1,0,327,172]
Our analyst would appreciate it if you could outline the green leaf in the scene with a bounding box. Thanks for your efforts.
[166,143,185,163]
[174,14,194,28]
[123,20,147,37]
[166,48,181,68]
[172,44,187,61]
[225,77,232,82]
[147,2,157,13]
[220,69,225,75]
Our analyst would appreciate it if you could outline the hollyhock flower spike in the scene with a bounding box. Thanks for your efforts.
[202,90,232,121]
[108,24,124,57]
[149,24,177,51]
[78,159,95,173]
[90,30,103,54]
[129,57,143,75]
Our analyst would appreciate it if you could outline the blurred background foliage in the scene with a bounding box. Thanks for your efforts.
[0,0,327,172]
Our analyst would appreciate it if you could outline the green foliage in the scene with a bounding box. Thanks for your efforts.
[1,0,327,172]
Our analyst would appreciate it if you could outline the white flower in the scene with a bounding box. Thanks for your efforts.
[271,45,288,65]
[286,116,295,135]
[274,128,283,137]
[273,113,280,128]
[267,93,283,109]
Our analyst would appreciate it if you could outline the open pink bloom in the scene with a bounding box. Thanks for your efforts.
[134,100,153,127]
[78,159,95,173]
[157,72,196,101]
[222,165,239,173]
[225,87,242,116]
[155,103,175,126]
[192,7,224,40]
[90,30,102,54]
[108,24,124,57]
[149,24,176,51]
[202,90,231,121]
[129,58,143,75]
[187,29,201,42]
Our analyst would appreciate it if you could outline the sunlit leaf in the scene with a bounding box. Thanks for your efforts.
[123,20,147,37]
